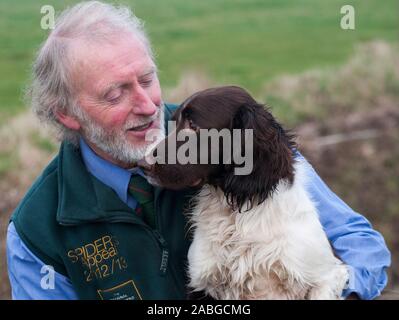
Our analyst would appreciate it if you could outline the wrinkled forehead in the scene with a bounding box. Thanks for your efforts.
[68,35,155,91]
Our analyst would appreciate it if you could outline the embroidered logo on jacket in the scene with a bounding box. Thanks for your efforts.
[97,280,142,300]
[67,235,128,282]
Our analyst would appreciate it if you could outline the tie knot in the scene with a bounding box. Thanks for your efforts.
[128,174,156,229]
[128,174,154,204]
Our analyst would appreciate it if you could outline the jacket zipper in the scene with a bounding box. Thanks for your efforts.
[154,192,185,295]
[103,216,178,282]
[105,216,170,275]
[61,210,184,296]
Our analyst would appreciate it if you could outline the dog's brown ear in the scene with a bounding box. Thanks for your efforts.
[219,103,296,212]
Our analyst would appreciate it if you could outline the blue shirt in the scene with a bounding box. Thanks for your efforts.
[6,141,391,299]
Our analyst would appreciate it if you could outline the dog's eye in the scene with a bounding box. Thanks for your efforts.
[182,108,192,118]
[189,119,199,131]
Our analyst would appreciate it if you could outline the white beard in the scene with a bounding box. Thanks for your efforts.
[78,104,165,163]
[187,159,349,300]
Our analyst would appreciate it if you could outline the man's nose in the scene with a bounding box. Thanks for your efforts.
[131,87,157,116]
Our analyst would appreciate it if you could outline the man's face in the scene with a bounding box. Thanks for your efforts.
[72,36,165,166]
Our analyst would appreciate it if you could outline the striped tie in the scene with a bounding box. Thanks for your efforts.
[128,174,156,229]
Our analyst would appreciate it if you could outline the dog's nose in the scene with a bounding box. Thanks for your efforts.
[137,158,154,172]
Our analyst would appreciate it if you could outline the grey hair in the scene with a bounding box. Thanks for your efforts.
[29,1,155,145]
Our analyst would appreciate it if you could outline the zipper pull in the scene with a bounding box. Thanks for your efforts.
[153,230,169,275]
[153,230,168,247]
[159,249,169,276]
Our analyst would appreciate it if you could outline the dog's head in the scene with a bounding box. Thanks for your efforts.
[139,86,296,211]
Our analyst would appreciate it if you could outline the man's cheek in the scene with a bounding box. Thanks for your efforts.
[150,81,162,106]
[107,108,130,128]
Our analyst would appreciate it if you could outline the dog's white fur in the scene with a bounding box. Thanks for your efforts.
[187,159,349,299]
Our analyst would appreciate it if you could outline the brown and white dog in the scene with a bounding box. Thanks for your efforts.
[139,86,349,299]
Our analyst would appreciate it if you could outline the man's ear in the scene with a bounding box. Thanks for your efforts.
[55,111,81,131]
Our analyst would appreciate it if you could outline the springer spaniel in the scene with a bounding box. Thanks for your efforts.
[139,86,349,300]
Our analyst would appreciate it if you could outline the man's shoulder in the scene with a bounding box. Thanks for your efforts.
[9,153,68,273]
[9,148,74,274]
[164,103,179,120]
[12,155,59,223]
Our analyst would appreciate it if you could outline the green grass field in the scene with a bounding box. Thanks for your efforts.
[0,0,397,120]
[0,1,399,299]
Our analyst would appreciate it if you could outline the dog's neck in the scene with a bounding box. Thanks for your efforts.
[204,176,293,215]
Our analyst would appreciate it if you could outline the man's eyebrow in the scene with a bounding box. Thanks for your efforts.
[138,67,157,80]
[100,67,157,96]
[101,82,126,97]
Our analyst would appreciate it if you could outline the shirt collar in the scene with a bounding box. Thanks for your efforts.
[79,138,142,204]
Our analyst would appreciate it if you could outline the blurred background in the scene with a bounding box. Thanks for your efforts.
[0,0,398,299]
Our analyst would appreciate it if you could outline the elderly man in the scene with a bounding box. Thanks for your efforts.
[7,1,390,300]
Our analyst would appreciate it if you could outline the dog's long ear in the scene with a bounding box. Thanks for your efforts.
[219,103,296,212]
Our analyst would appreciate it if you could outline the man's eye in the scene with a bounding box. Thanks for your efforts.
[105,88,123,103]
[140,79,153,88]
[140,81,152,88]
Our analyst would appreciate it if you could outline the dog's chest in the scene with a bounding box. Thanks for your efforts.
[188,187,308,299]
